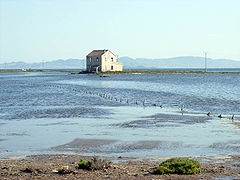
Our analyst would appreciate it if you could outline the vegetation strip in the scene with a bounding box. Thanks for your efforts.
[1,69,240,74]
[0,155,239,179]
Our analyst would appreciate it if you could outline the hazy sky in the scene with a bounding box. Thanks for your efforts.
[0,0,239,63]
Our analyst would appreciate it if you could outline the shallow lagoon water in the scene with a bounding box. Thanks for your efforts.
[0,72,239,159]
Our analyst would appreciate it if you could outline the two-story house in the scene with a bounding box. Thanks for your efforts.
[86,50,122,72]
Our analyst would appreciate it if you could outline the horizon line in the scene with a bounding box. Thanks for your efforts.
[1,55,240,64]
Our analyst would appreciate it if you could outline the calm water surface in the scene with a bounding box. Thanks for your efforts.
[0,72,239,159]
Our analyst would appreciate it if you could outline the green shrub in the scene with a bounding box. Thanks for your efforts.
[78,159,90,170]
[78,157,111,170]
[154,158,201,175]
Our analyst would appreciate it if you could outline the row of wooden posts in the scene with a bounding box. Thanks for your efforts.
[48,84,237,121]
[50,84,164,108]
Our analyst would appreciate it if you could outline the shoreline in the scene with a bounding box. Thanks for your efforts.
[0,153,239,179]
[1,69,240,74]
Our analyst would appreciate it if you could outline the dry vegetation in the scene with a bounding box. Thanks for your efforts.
[1,154,240,179]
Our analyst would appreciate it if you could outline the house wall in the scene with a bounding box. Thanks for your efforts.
[101,50,118,72]
[86,56,101,72]
[113,62,123,71]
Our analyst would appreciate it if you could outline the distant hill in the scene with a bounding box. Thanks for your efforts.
[1,56,240,69]
[0,59,85,69]
[118,56,240,69]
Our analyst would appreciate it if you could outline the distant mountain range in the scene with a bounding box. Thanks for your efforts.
[119,56,240,69]
[1,56,240,69]
[0,59,84,69]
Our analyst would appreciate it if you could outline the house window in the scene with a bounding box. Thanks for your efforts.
[105,57,107,61]
[88,57,92,63]
[111,57,113,62]
[96,57,99,62]
[111,66,113,70]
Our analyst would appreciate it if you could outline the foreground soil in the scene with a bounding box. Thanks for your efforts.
[0,154,240,180]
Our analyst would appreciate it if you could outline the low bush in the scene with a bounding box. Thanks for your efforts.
[154,158,201,175]
[78,159,90,170]
[78,157,111,170]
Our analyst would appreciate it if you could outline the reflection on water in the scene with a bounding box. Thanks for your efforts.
[0,72,239,158]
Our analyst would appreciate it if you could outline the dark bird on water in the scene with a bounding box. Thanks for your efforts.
[207,112,211,116]
[218,114,222,118]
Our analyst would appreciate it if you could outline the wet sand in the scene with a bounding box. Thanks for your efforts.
[0,154,240,179]
[52,138,184,154]
[112,113,213,128]
[52,139,118,151]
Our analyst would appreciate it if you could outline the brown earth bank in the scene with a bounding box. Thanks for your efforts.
[0,154,240,180]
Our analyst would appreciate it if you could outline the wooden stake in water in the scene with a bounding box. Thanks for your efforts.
[181,105,184,112]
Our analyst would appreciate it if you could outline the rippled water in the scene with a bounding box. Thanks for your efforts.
[0,72,239,159]
[57,73,240,114]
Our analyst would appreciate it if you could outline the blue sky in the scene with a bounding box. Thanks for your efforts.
[0,0,239,63]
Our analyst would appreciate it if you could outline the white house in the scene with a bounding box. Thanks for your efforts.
[86,50,123,72]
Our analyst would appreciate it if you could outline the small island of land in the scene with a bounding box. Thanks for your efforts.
[1,69,240,74]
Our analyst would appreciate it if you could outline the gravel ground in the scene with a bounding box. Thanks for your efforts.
[0,154,240,179]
